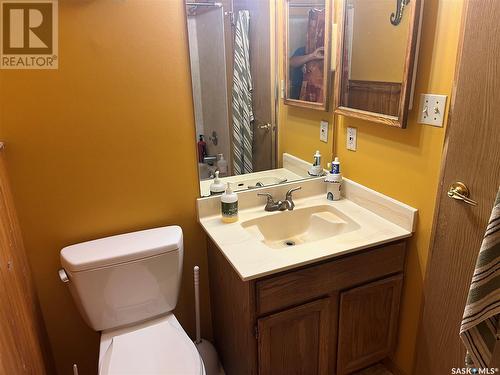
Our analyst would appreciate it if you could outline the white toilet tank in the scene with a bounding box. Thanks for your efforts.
[60,226,183,332]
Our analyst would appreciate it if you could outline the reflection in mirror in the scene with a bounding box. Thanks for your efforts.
[185,1,317,197]
[288,3,325,102]
[335,0,421,128]
[340,0,409,117]
[284,0,330,110]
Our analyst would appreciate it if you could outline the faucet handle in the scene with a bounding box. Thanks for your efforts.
[257,192,274,202]
[286,186,302,199]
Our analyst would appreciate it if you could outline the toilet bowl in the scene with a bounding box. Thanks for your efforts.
[99,314,204,374]
[59,226,204,374]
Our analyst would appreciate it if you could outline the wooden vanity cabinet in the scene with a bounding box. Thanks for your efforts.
[337,275,403,374]
[207,240,406,375]
[258,297,333,375]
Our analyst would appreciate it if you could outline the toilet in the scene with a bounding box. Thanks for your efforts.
[59,226,205,374]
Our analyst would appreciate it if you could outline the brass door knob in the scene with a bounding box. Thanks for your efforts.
[447,182,478,206]
[258,123,272,131]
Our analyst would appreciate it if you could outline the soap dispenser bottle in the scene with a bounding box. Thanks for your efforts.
[221,182,238,223]
[197,135,207,163]
[210,171,225,195]
[325,157,342,201]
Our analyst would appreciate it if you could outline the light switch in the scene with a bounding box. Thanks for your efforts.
[346,127,357,151]
[320,120,328,143]
[418,94,447,127]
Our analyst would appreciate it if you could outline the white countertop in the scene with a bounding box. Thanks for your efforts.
[197,178,417,281]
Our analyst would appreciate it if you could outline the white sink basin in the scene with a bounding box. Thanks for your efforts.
[241,205,360,249]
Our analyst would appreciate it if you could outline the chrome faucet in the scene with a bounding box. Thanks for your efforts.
[258,187,302,212]
[285,187,301,210]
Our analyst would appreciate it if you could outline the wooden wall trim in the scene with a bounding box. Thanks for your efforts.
[0,150,53,374]
[346,80,402,117]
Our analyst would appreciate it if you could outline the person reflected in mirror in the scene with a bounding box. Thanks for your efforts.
[289,46,324,99]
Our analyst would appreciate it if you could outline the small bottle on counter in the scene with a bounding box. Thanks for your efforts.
[217,153,228,177]
[210,171,225,195]
[308,150,324,176]
[197,135,207,163]
[325,157,342,201]
[221,182,238,223]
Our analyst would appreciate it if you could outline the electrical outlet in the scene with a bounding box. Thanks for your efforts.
[418,94,447,127]
[346,127,357,151]
[320,120,328,143]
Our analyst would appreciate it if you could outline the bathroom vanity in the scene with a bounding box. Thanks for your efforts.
[197,178,417,375]
[207,238,405,375]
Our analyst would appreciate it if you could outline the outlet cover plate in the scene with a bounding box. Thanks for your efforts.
[320,120,328,143]
[347,127,357,151]
[418,94,447,127]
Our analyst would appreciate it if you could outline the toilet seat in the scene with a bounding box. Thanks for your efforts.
[99,314,205,375]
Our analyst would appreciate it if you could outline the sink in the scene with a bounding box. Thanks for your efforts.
[241,205,360,249]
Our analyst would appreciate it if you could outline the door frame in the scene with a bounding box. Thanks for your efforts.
[414,0,500,372]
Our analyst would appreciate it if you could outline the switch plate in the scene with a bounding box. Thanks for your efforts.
[320,120,328,142]
[347,127,357,151]
[418,94,447,127]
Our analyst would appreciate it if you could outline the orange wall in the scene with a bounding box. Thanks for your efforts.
[279,105,335,166]
[0,1,211,374]
[281,0,463,373]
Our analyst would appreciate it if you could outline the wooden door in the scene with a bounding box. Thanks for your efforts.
[337,275,403,374]
[415,1,500,373]
[258,298,331,375]
[233,0,275,172]
[0,146,52,373]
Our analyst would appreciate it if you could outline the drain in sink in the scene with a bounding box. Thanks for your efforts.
[284,240,296,246]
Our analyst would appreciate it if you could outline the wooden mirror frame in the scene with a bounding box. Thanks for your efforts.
[283,0,332,111]
[333,0,422,128]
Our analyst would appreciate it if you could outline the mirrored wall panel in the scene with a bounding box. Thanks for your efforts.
[185,1,318,197]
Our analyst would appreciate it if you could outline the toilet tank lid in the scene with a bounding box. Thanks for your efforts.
[60,226,182,272]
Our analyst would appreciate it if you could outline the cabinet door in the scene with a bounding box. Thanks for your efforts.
[258,298,331,375]
[337,274,403,374]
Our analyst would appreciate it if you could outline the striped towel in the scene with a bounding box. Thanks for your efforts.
[460,188,500,368]
[232,9,254,175]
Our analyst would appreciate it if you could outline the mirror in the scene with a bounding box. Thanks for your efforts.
[334,0,421,128]
[185,1,320,197]
[284,0,331,111]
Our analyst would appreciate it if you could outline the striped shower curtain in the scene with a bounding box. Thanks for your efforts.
[232,10,253,175]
